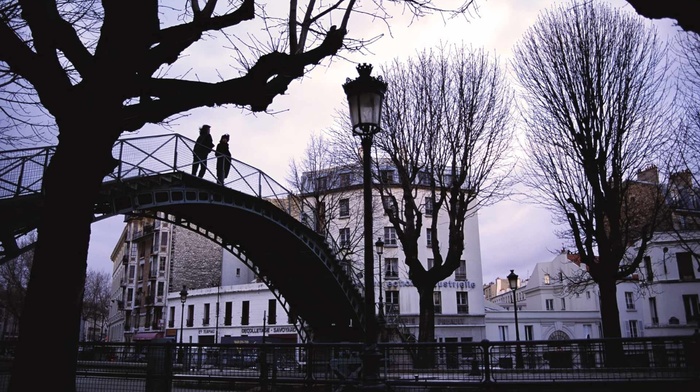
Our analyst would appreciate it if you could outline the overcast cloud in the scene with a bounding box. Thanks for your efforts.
[85,0,682,285]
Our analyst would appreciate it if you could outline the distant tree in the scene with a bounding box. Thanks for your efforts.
[287,132,368,278]
[0,2,478,390]
[512,0,675,344]
[0,235,34,321]
[81,269,110,341]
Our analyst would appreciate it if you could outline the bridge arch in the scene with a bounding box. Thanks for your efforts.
[0,134,370,343]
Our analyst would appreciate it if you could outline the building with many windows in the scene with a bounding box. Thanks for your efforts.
[296,162,487,344]
[106,213,223,343]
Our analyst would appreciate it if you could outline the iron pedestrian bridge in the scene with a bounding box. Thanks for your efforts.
[0,133,369,343]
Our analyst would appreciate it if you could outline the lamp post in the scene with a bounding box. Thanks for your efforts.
[507,270,524,369]
[343,63,387,387]
[179,285,188,363]
[375,238,385,326]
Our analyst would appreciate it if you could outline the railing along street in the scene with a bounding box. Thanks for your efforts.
[0,335,697,391]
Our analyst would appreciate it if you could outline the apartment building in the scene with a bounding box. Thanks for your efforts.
[106,213,223,342]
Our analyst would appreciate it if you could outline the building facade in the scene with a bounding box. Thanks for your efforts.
[106,213,224,343]
[297,163,487,343]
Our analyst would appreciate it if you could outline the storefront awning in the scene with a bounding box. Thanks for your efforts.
[132,332,163,341]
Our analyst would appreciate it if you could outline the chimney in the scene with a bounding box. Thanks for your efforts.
[670,170,692,188]
[637,165,658,184]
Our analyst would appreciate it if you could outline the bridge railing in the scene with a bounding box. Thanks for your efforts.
[0,134,293,205]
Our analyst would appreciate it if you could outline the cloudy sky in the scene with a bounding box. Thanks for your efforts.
[85,0,682,285]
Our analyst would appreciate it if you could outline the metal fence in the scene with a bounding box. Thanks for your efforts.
[0,335,698,391]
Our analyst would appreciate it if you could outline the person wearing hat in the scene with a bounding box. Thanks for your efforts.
[192,124,214,178]
[215,133,232,185]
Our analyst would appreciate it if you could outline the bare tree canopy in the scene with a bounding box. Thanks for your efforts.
[375,43,514,345]
[512,0,675,341]
[81,268,111,341]
[0,1,479,390]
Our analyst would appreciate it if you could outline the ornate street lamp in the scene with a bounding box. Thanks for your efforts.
[179,285,188,362]
[507,270,524,369]
[375,237,385,325]
[343,63,387,387]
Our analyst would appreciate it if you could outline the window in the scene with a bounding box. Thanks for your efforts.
[157,282,164,297]
[644,256,653,282]
[241,301,250,325]
[626,320,639,338]
[677,252,696,280]
[380,170,394,184]
[545,299,554,311]
[424,196,434,216]
[236,268,240,277]
[160,232,168,253]
[561,298,566,310]
[186,304,194,327]
[460,337,474,359]
[382,195,395,216]
[203,303,210,325]
[433,292,442,314]
[418,172,431,185]
[625,292,635,310]
[427,258,434,270]
[683,294,700,323]
[316,202,326,234]
[168,307,175,328]
[315,176,327,191]
[159,256,166,273]
[498,326,509,341]
[385,258,399,279]
[339,228,350,247]
[268,299,277,325]
[385,290,400,315]
[224,302,232,326]
[339,173,351,187]
[586,291,591,299]
[455,260,466,281]
[583,324,593,339]
[426,228,433,247]
[649,297,659,325]
[339,198,350,218]
[524,325,534,341]
[544,273,550,285]
[384,227,397,246]
[457,292,469,314]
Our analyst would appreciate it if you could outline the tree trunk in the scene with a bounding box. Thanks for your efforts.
[9,123,119,391]
[415,283,436,368]
[598,277,624,367]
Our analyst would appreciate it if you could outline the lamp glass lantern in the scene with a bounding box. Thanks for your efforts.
[507,270,518,290]
[343,63,387,137]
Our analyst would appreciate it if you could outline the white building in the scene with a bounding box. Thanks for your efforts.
[296,163,487,344]
[486,250,603,342]
[618,232,700,337]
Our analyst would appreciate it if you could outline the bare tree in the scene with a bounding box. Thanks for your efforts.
[81,269,110,341]
[0,1,478,390]
[512,0,675,344]
[375,43,514,348]
[287,132,367,277]
[0,234,34,322]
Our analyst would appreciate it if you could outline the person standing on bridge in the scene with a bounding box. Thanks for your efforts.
[192,124,214,178]
[215,133,232,185]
